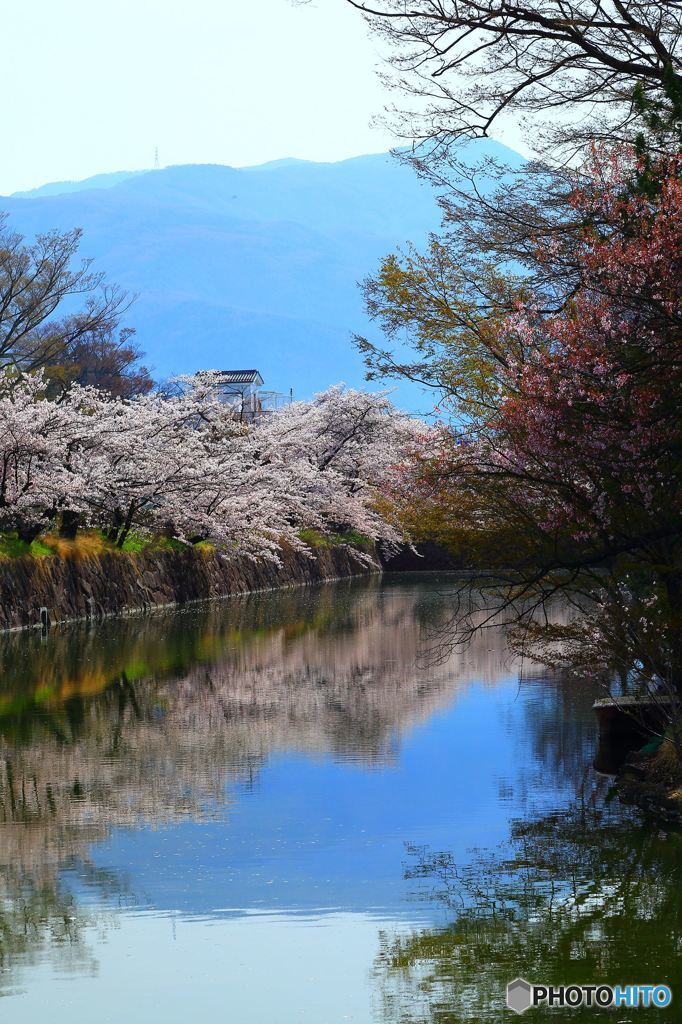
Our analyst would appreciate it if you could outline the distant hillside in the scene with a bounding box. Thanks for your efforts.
[2,143,525,409]
[11,170,146,199]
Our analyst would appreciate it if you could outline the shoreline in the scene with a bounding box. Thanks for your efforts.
[616,742,682,825]
[0,542,382,633]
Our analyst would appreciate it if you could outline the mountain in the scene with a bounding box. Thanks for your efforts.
[11,170,146,199]
[2,142,525,409]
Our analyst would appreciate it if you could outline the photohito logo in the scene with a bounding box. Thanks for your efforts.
[506,978,672,1014]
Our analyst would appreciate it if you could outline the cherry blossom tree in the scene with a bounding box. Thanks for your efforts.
[377,155,682,693]
[254,385,421,543]
[487,159,682,689]
[0,373,85,541]
[0,373,419,559]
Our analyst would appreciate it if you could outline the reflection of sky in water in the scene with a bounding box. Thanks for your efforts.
[0,577,602,1022]
[89,679,564,920]
[7,911,406,1024]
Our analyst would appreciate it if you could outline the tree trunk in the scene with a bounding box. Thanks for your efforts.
[665,569,682,698]
[59,510,80,540]
[16,522,43,544]
[107,509,124,544]
[116,504,137,548]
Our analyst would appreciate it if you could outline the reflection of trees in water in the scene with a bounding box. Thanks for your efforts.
[0,859,126,997]
[372,629,681,1022]
[0,578,522,991]
[0,581,524,851]
[375,775,682,1021]
[0,869,96,992]
[505,673,600,801]
[376,802,682,1022]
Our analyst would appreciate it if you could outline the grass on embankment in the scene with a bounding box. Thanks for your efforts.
[0,529,209,561]
[298,528,375,551]
[0,528,373,561]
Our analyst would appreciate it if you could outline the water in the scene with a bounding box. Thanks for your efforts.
[0,575,679,1021]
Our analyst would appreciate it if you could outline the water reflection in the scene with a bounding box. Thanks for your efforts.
[374,713,682,1022]
[376,805,682,1022]
[0,576,670,1021]
[0,579,520,850]
[0,577,522,1000]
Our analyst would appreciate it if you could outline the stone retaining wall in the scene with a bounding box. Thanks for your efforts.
[0,543,380,631]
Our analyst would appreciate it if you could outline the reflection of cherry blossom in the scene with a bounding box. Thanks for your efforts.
[0,583,522,872]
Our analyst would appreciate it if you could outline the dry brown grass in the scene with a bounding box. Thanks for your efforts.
[647,738,682,790]
[40,531,112,560]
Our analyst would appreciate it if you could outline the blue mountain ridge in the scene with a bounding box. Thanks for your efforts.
[3,141,525,410]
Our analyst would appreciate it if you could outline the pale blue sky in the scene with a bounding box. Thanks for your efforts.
[3,0,526,195]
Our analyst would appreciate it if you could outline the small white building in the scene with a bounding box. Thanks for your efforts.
[212,369,264,420]
[201,369,290,421]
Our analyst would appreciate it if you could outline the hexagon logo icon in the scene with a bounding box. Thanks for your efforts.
[507,978,533,1014]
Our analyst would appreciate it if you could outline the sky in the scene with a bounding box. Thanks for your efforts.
[2,0,527,196]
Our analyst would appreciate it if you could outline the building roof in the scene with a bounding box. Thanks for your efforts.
[213,369,264,386]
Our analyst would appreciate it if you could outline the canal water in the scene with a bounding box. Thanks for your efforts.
[0,575,679,1021]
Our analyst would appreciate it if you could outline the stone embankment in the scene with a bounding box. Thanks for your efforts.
[0,543,380,631]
